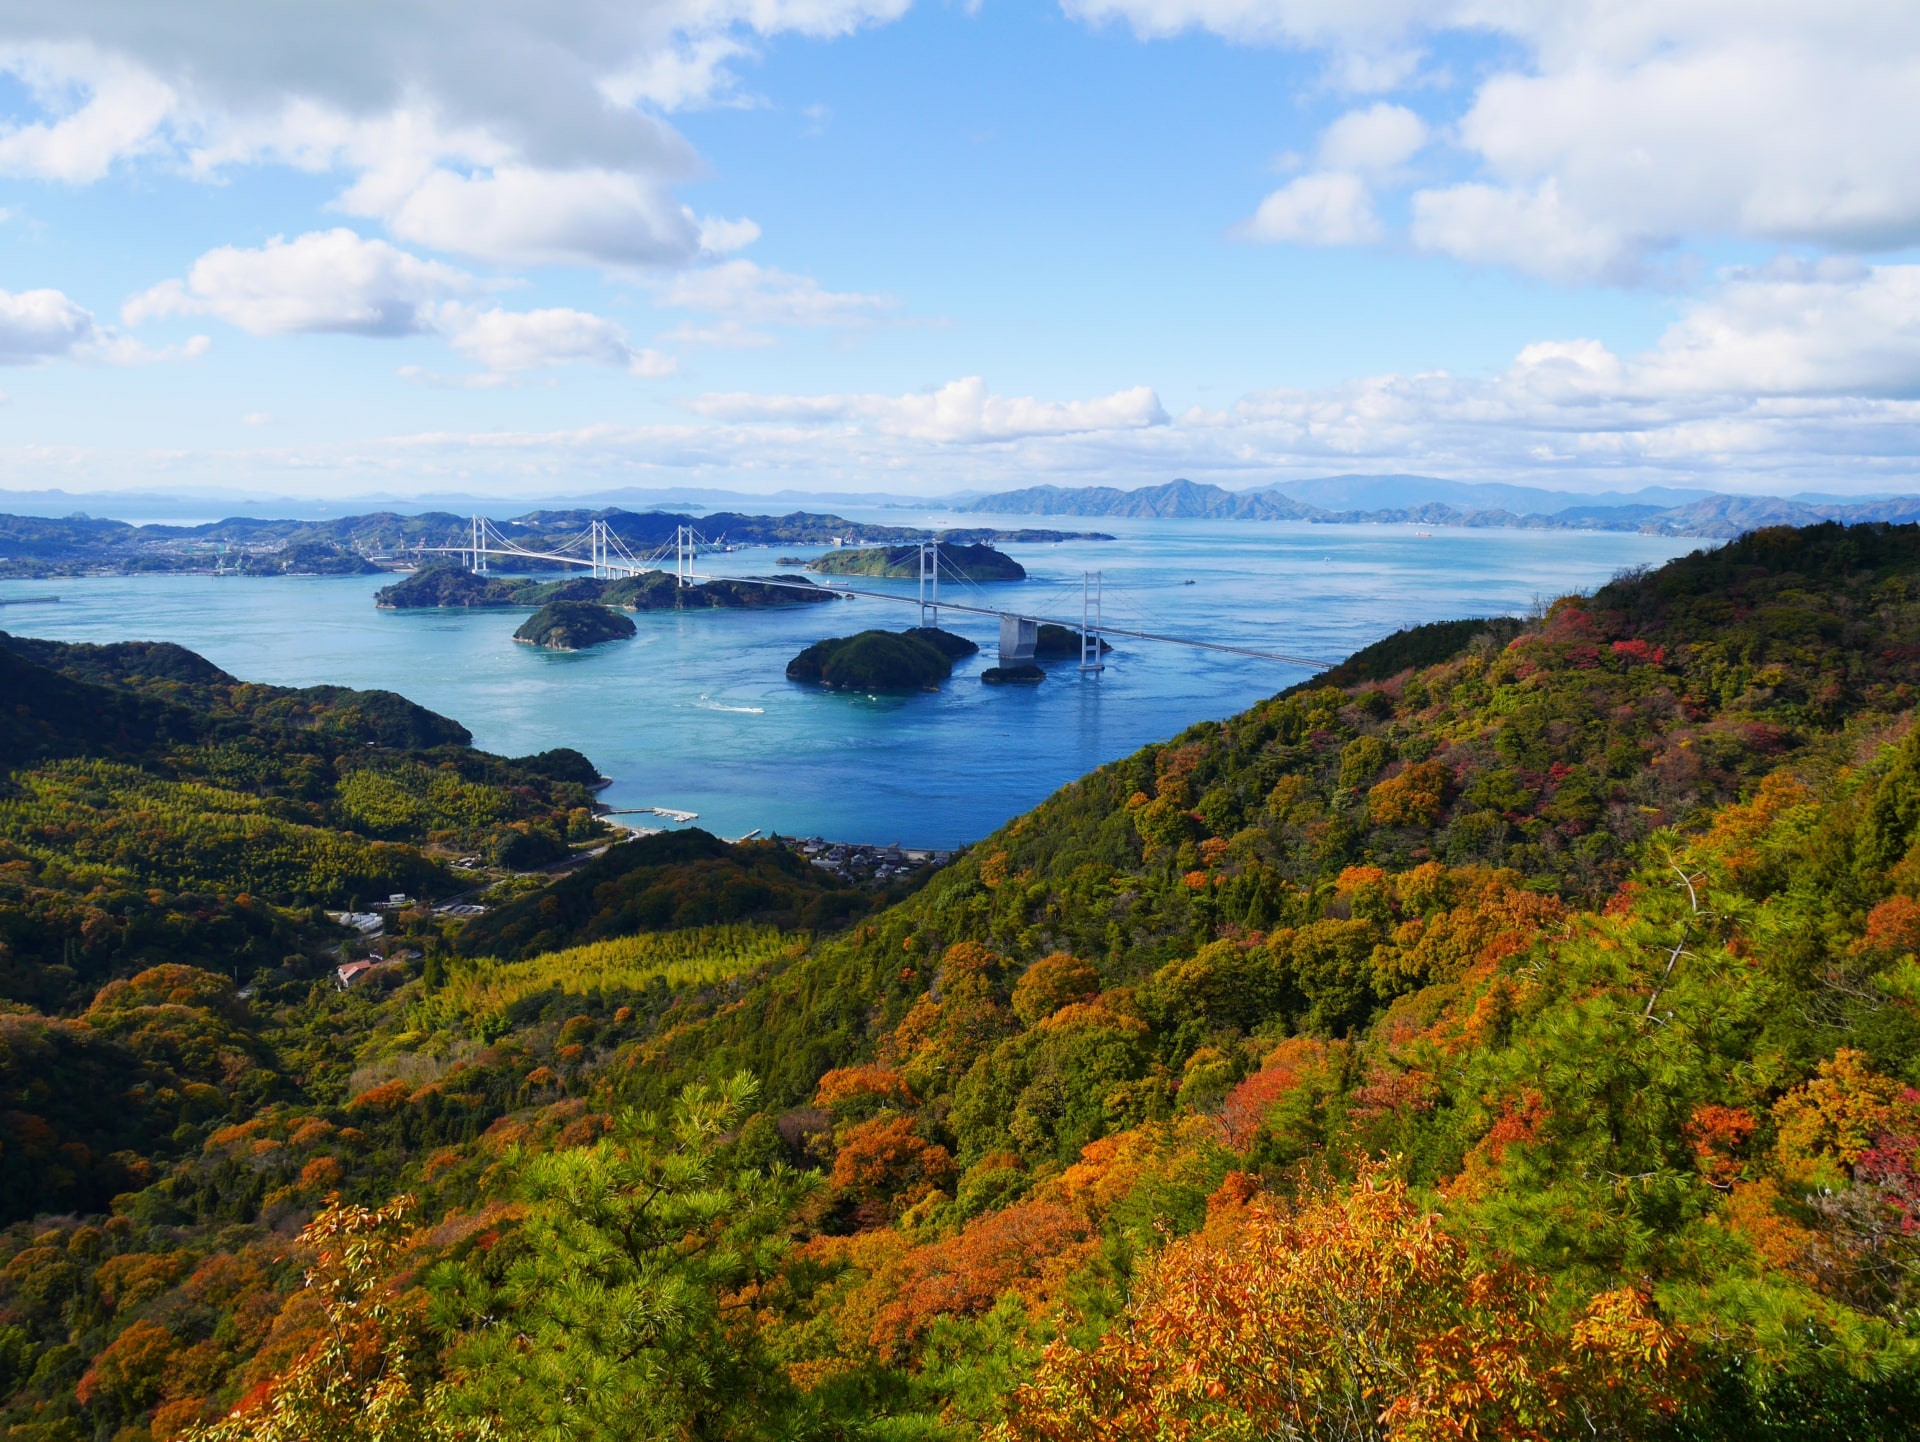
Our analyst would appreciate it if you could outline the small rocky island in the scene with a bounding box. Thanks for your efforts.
[806,543,1026,581]
[512,601,637,650]
[981,662,1044,684]
[786,629,956,691]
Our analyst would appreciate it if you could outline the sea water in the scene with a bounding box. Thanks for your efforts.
[0,515,1704,847]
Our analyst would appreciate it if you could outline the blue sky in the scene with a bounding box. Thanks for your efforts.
[0,0,1916,500]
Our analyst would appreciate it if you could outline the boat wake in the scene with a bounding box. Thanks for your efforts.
[696,695,765,714]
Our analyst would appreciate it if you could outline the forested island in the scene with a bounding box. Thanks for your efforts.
[3,522,1920,1438]
[512,601,637,650]
[786,628,959,690]
[376,563,838,611]
[806,542,1027,580]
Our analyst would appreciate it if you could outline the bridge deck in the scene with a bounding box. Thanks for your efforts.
[408,542,1334,669]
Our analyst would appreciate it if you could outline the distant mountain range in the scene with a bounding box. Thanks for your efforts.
[1256,475,1720,515]
[0,507,1108,579]
[956,477,1920,538]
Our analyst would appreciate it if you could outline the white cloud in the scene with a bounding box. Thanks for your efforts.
[124,229,476,336]
[1317,101,1424,173]
[364,166,701,270]
[0,286,102,363]
[0,285,206,365]
[14,264,1920,492]
[1524,260,1920,401]
[1410,180,1628,284]
[358,261,1920,491]
[0,44,176,182]
[128,229,675,377]
[697,214,762,255]
[601,34,757,112]
[1062,0,1426,53]
[444,305,677,376]
[657,259,898,326]
[1067,1,1920,282]
[689,375,1169,442]
[0,1,913,268]
[1234,170,1380,245]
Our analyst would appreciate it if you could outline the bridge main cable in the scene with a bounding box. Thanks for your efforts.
[412,533,1337,668]
[684,571,1337,669]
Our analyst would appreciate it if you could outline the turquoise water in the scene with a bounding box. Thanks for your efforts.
[0,515,1705,847]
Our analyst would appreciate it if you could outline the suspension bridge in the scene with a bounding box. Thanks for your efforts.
[404,516,1335,672]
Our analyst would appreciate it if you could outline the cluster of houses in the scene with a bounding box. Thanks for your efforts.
[789,837,953,884]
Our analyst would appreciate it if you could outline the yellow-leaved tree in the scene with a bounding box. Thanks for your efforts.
[997,1167,1691,1442]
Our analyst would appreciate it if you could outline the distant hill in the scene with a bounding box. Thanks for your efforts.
[1256,474,1718,515]
[958,477,1920,538]
[0,506,1111,578]
[958,479,1317,520]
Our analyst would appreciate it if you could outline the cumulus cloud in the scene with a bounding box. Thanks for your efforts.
[688,375,1169,442]
[124,228,476,335]
[1317,101,1424,173]
[1070,1,1920,282]
[696,214,762,255]
[378,262,1920,489]
[0,43,176,182]
[0,286,104,362]
[365,166,701,270]
[15,263,1920,492]
[1521,260,1920,401]
[127,228,674,377]
[0,1,913,267]
[1234,170,1380,245]
[0,285,206,365]
[1410,180,1627,285]
[443,305,676,376]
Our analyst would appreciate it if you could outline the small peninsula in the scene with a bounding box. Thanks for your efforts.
[786,629,953,691]
[512,601,637,650]
[981,663,1044,684]
[806,543,1026,581]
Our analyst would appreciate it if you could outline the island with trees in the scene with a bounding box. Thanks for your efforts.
[806,542,1027,581]
[377,563,839,612]
[786,628,957,690]
[512,601,638,650]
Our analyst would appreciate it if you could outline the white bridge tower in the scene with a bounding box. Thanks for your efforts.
[918,540,940,627]
[1080,570,1105,672]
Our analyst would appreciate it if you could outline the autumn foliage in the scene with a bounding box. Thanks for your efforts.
[1000,1170,1691,1442]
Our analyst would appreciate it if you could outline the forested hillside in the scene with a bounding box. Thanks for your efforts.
[3,523,1920,1440]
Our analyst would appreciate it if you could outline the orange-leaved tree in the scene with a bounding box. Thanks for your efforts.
[183,1194,474,1442]
[997,1167,1690,1442]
